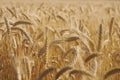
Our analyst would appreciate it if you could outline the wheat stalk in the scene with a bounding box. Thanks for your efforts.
[109,17,114,41]
[85,52,102,63]
[45,27,49,66]
[6,7,17,18]
[97,23,102,52]
[64,47,76,58]
[55,66,72,80]
[0,29,4,33]
[65,36,79,42]
[104,68,120,79]
[69,69,94,78]
[11,27,33,43]
[36,67,56,80]
[4,17,11,34]
[35,32,44,41]
[21,12,31,20]
[49,39,64,47]
[56,15,66,22]
[12,20,33,27]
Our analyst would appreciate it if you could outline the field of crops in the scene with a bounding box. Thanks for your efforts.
[0,1,120,80]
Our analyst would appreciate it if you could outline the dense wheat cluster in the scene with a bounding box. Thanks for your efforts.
[0,1,120,80]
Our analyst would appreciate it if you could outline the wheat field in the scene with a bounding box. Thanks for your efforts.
[0,0,120,80]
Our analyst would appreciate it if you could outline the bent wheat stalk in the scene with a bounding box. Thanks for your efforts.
[11,27,33,43]
[36,67,56,80]
[65,36,79,42]
[55,66,72,80]
[104,68,120,79]
[12,20,33,27]
[85,53,102,63]
[69,69,94,78]
[49,39,64,47]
